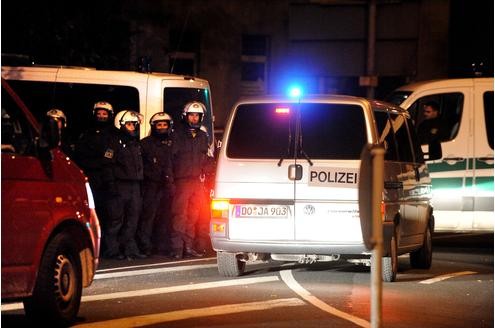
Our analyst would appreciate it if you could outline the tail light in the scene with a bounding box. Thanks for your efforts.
[211,198,229,237]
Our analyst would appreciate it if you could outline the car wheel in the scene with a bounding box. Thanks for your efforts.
[217,251,246,277]
[23,232,82,326]
[410,223,432,269]
[382,227,398,282]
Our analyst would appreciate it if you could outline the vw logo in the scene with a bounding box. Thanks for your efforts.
[303,205,315,215]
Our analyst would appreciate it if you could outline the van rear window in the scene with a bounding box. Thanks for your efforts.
[227,103,366,159]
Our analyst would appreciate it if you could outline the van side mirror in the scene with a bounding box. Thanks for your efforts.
[39,119,60,150]
[358,143,385,250]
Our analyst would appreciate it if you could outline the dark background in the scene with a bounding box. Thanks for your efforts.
[2,0,492,76]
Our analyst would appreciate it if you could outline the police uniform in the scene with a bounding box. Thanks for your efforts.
[137,132,174,255]
[169,121,209,258]
[73,121,115,236]
[102,120,144,259]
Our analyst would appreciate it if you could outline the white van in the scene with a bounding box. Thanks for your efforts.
[386,78,494,233]
[1,66,215,152]
[210,95,433,282]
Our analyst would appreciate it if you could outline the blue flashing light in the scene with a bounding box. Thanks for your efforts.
[288,85,302,99]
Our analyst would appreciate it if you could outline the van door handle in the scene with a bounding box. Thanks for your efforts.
[288,164,303,181]
[477,157,494,165]
[443,157,464,165]
[384,181,403,189]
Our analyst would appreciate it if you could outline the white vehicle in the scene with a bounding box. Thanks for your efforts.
[1,66,215,151]
[387,78,494,233]
[211,94,433,282]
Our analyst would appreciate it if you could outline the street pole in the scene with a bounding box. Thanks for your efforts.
[370,146,384,328]
[366,0,377,99]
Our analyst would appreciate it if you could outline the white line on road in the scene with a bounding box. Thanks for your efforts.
[1,275,280,311]
[419,271,477,284]
[84,275,280,302]
[96,257,216,273]
[279,270,370,328]
[72,297,306,328]
[95,263,218,279]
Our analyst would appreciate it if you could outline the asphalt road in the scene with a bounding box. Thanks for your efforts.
[2,233,493,327]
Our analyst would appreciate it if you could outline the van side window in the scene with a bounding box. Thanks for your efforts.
[164,87,213,144]
[374,111,399,161]
[390,113,414,163]
[483,91,494,150]
[407,119,425,163]
[8,80,140,143]
[1,87,35,155]
[409,92,464,144]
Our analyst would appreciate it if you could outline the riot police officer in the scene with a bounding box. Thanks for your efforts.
[102,110,146,260]
[137,112,175,256]
[169,101,210,259]
[73,101,115,253]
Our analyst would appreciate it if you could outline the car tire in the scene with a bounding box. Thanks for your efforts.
[382,227,398,282]
[217,251,246,277]
[23,231,83,326]
[410,223,432,269]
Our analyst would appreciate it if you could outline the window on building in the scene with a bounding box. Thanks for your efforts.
[169,29,200,75]
[241,35,269,95]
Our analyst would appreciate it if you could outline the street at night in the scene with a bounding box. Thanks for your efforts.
[2,233,492,327]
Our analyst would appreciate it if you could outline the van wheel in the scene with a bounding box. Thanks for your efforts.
[217,252,246,277]
[410,224,432,269]
[382,228,398,282]
[23,232,82,326]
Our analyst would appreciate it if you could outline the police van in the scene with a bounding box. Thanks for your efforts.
[386,78,494,233]
[210,94,433,282]
[1,65,216,153]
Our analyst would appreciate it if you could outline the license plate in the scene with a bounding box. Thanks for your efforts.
[233,205,289,218]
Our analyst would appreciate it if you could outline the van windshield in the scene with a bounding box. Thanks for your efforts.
[227,103,366,160]
[163,88,213,144]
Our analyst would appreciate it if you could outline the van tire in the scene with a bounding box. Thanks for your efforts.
[23,232,83,326]
[382,228,398,282]
[217,252,245,277]
[410,224,432,269]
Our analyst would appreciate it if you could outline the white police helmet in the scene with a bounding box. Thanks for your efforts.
[114,110,143,129]
[46,109,67,128]
[93,101,114,116]
[182,101,206,128]
[150,112,173,126]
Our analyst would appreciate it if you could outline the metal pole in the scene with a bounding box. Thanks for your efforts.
[370,146,385,328]
[366,0,377,99]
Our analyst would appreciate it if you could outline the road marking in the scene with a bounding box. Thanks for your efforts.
[1,276,280,311]
[96,257,215,273]
[280,270,370,328]
[72,297,306,328]
[419,271,477,284]
[95,263,218,279]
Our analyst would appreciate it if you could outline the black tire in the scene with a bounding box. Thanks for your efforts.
[217,251,245,277]
[382,227,398,282]
[23,232,83,326]
[410,223,432,269]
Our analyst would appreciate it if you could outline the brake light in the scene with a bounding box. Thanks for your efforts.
[211,198,229,219]
[275,107,290,114]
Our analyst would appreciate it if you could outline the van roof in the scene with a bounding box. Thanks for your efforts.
[395,77,494,92]
[1,65,209,84]
[235,94,406,114]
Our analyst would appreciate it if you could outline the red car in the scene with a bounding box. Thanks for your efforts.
[1,78,100,325]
